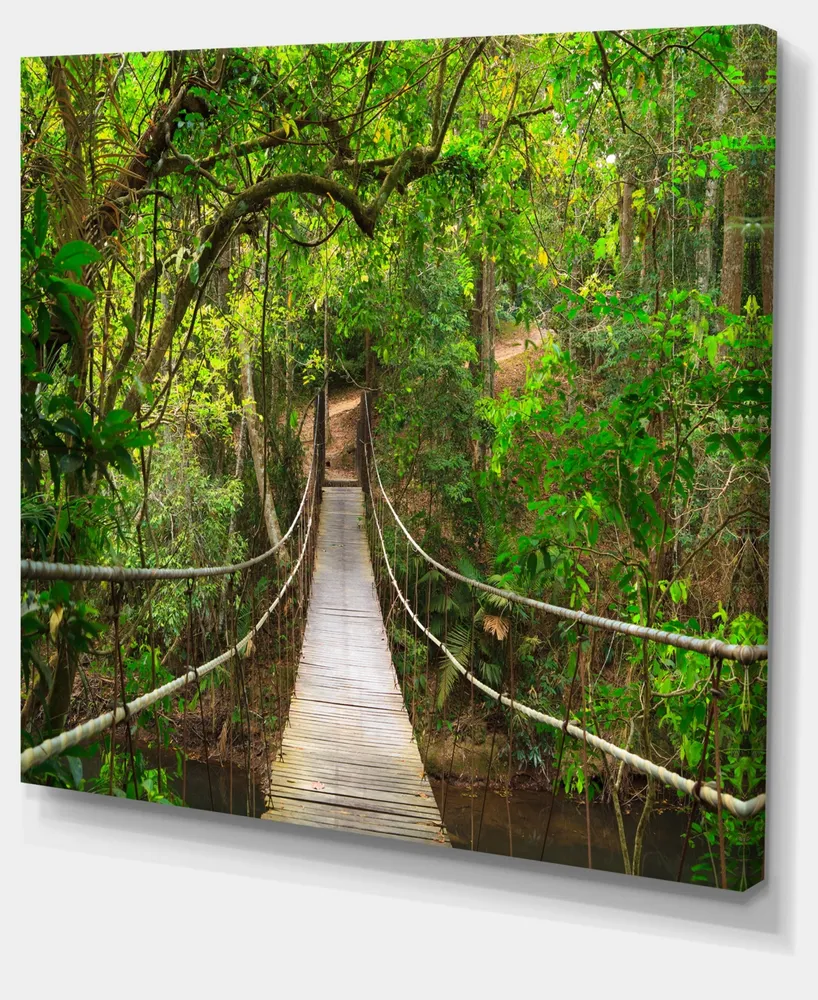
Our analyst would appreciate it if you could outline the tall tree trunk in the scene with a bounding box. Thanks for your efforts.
[239,334,283,550]
[720,167,746,314]
[619,175,635,273]
[364,329,373,387]
[697,89,730,294]
[469,257,484,383]
[761,167,775,315]
[480,255,496,398]
[470,250,496,397]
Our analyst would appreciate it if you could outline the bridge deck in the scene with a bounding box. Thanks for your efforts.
[262,486,449,846]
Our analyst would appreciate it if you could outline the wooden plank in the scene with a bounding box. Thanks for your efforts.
[267,786,442,821]
[268,777,441,811]
[262,486,448,845]
[267,762,433,793]
[262,807,449,845]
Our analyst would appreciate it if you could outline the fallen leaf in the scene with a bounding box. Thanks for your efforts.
[311,781,325,790]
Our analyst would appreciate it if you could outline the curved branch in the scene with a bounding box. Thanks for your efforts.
[272,218,343,248]
[120,44,487,414]
[432,37,488,157]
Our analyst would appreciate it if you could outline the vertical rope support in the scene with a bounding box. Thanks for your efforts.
[440,581,456,823]
[228,572,237,814]
[476,727,496,852]
[402,537,411,712]
[712,658,728,889]
[676,654,722,882]
[579,636,593,870]
[296,517,304,665]
[136,454,163,796]
[469,587,476,851]
[379,497,388,613]
[182,578,194,804]
[253,570,273,811]
[275,559,283,760]
[107,584,117,797]
[189,576,214,810]
[506,622,515,857]
[288,534,296,708]
[150,594,162,795]
[411,552,419,728]
[111,581,138,799]
[421,572,435,773]
[539,645,581,863]
[235,586,253,818]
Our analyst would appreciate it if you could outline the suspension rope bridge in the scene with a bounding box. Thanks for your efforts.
[261,485,448,843]
[20,391,768,862]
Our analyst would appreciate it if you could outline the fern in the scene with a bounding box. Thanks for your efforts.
[437,622,472,708]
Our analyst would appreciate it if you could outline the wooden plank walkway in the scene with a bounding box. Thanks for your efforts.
[262,486,449,846]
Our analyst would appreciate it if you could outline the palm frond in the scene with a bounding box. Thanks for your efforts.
[437,623,472,708]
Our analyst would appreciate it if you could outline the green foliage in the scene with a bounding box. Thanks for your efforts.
[20,30,773,882]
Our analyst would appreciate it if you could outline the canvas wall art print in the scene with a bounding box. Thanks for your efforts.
[20,25,774,890]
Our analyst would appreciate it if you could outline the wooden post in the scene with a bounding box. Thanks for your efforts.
[358,390,370,495]
[315,392,325,502]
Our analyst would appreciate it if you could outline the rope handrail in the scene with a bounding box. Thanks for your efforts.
[363,395,767,665]
[365,438,765,820]
[20,494,317,774]
[20,398,320,584]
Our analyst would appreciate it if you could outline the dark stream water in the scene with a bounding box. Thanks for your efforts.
[82,751,708,880]
[430,779,697,881]
[82,749,267,819]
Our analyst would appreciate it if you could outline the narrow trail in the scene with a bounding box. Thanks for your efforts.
[311,326,548,478]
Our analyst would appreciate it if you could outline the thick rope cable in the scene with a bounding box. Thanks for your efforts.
[20,400,319,583]
[20,482,318,774]
[365,440,766,821]
[363,395,767,665]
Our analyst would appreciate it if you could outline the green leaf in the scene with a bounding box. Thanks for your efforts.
[66,755,83,787]
[59,453,84,474]
[54,295,80,336]
[754,434,771,462]
[53,418,82,439]
[36,303,51,344]
[721,433,744,462]
[74,407,93,438]
[53,240,101,276]
[112,446,137,479]
[48,277,95,302]
[189,260,200,285]
[104,409,132,428]
[21,309,33,335]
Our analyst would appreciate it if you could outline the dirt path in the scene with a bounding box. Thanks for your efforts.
[307,325,547,480]
[492,324,549,395]
[324,385,360,478]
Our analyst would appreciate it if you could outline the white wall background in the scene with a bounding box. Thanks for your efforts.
[3,3,816,994]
